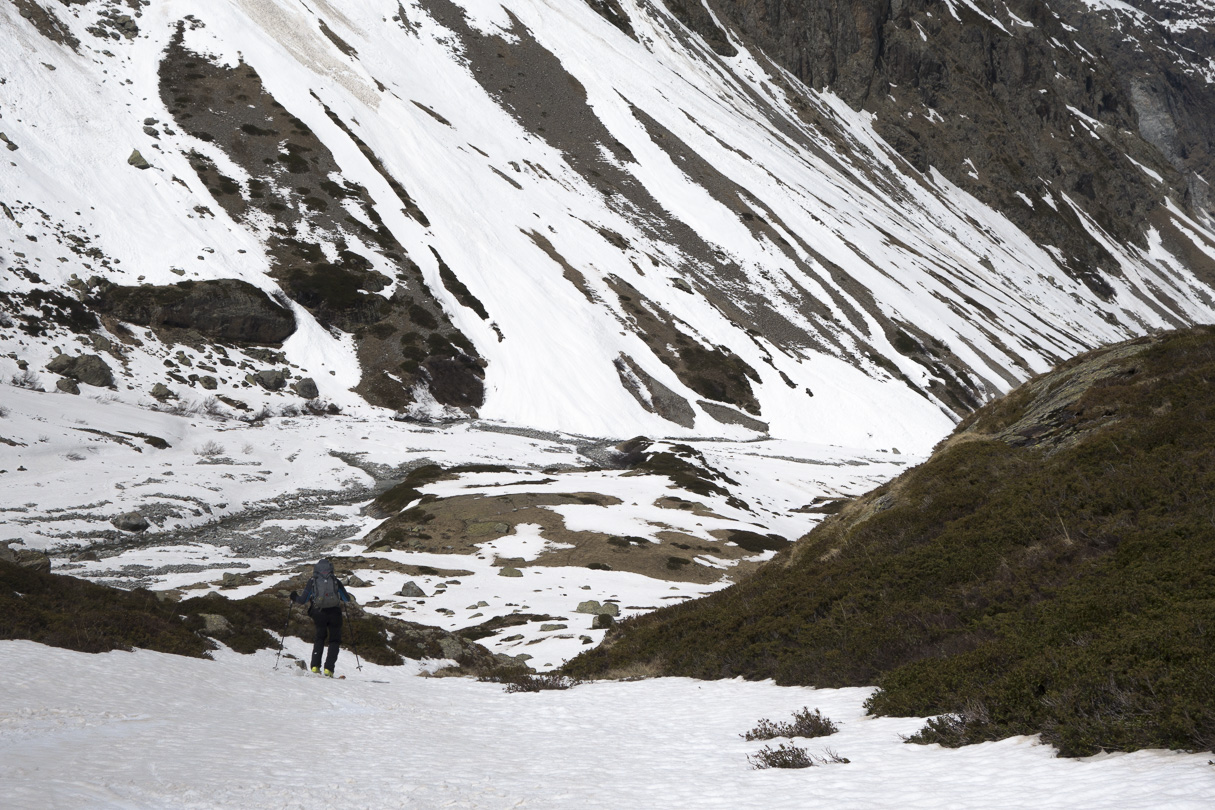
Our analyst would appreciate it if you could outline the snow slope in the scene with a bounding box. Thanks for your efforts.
[2,640,1212,810]
[2,0,1214,450]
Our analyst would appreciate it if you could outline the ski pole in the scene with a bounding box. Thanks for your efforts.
[342,601,364,672]
[274,599,294,670]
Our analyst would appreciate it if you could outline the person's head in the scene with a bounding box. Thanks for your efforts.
[314,558,334,575]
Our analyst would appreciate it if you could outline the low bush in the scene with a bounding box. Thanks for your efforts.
[743,707,838,740]
[479,669,582,692]
[0,560,210,657]
[748,743,814,770]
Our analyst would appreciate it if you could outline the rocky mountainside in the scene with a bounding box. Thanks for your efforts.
[1,0,1213,450]
[566,325,1215,756]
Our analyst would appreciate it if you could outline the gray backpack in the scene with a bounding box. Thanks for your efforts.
[310,560,341,609]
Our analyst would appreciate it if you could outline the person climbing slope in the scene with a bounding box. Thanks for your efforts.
[290,558,352,677]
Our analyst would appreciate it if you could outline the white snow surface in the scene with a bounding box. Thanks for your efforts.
[2,640,1213,810]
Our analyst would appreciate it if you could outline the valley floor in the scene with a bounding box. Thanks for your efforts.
[1,639,1211,809]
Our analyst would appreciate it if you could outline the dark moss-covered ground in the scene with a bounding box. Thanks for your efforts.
[1,561,498,671]
[565,326,1215,757]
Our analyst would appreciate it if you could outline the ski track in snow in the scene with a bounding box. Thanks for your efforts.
[1,641,1212,810]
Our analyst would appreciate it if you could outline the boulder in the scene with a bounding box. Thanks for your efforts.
[111,511,149,533]
[292,377,319,399]
[199,613,233,635]
[149,383,175,401]
[220,571,256,588]
[577,599,620,617]
[56,378,80,395]
[128,149,151,169]
[198,375,218,390]
[498,566,523,578]
[46,353,114,388]
[253,369,286,391]
[398,581,427,598]
[540,623,568,632]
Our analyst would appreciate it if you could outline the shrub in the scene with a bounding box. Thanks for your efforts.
[200,397,227,418]
[479,670,582,693]
[10,370,42,390]
[743,707,838,740]
[748,743,814,770]
[194,440,225,457]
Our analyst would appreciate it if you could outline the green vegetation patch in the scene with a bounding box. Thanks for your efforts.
[1,561,210,658]
[567,327,1215,756]
[369,464,449,517]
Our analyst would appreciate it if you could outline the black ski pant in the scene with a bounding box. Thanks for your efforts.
[309,606,342,672]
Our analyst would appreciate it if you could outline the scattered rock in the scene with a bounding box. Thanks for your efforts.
[0,132,17,151]
[540,623,568,631]
[110,511,150,533]
[398,581,427,598]
[71,550,100,562]
[468,521,511,537]
[292,377,318,399]
[56,378,80,395]
[498,566,523,577]
[198,375,218,390]
[46,353,114,388]
[128,149,151,169]
[592,613,616,630]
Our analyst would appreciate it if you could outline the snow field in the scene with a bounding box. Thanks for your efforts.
[0,381,909,668]
[1,640,1212,810]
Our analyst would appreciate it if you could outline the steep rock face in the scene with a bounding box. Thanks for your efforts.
[695,0,1214,294]
[1062,0,1215,225]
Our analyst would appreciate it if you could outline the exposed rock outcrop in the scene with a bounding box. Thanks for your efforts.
[94,279,296,345]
